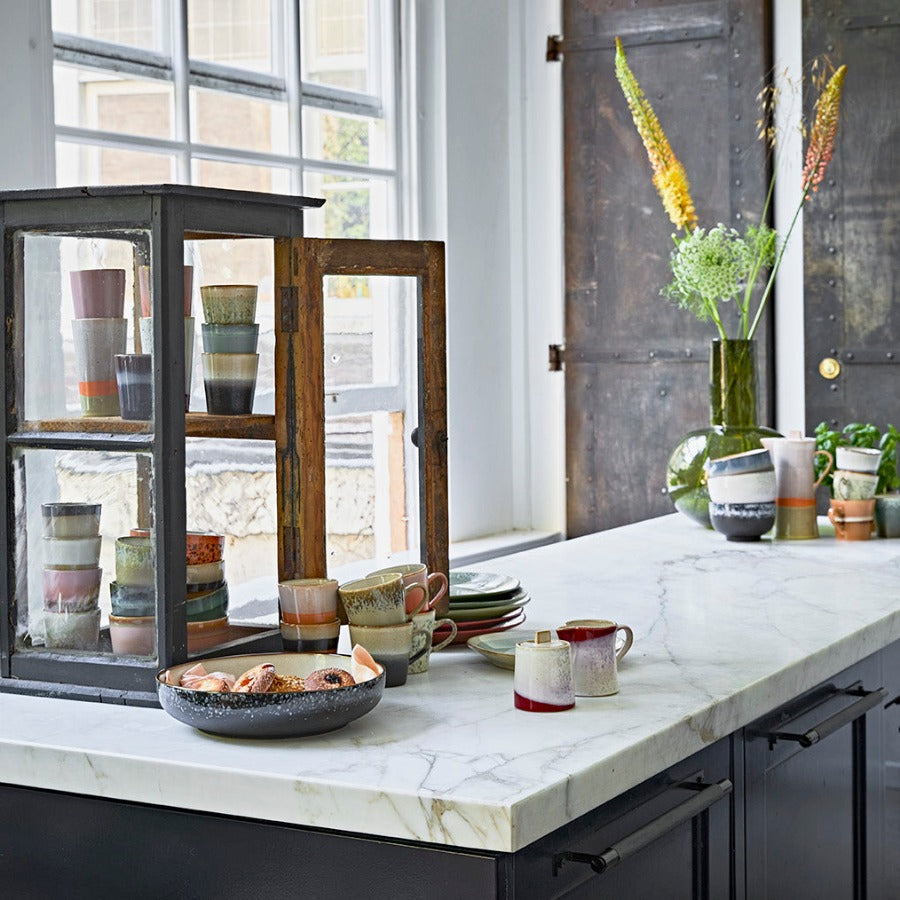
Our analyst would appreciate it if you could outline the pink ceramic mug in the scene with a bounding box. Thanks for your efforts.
[367,563,448,615]
[556,619,634,697]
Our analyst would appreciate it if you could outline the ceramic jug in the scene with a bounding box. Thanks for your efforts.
[760,431,833,539]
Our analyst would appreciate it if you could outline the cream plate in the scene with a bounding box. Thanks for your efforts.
[467,630,628,670]
[449,571,521,599]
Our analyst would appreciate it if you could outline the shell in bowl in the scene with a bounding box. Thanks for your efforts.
[156,650,385,738]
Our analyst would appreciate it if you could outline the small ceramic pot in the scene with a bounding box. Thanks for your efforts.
[109,614,156,656]
[42,536,102,570]
[43,566,102,612]
[185,583,229,620]
[200,284,257,325]
[186,559,225,588]
[202,352,259,415]
[72,318,127,417]
[278,578,339,625]
[109,582,156,618]
[70,268,126,319]
[875,493,900,538]
[44,608,101,650]
[709,501,776,542]
[41,502,101,539]
[280,618,341,653]
[827,498,876,541]
[835,446,881,474]
[115,354,153,421]
[138,316,195,412]
[201,323,260,354]
[185,532,225,564]
[115,536,154,587]
[514,630,574,712]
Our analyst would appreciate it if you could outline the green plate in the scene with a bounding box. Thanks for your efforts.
[466,633,522,669]
[448,587,528,610]
[446,594,530,621]
[449,571,521,599]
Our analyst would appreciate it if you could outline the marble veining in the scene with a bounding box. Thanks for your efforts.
[2,515,900,852]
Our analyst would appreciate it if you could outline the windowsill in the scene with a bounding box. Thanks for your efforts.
[449,530,563,568]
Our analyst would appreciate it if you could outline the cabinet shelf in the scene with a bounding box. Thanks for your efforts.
[15,413,276,442]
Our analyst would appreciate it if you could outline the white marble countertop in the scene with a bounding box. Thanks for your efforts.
[2,515,900,853]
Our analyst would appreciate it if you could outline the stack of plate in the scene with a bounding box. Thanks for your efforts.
[432,571,529,646]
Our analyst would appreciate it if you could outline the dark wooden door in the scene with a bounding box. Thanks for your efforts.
[560,1,773,536]
[803,2,900,436]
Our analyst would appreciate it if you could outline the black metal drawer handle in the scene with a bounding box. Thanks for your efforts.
[553,778,732,876]
[768,686,886,749]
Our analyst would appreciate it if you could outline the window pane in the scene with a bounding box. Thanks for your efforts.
[190,87,289,154]
[56,141,176,187]
[303,172,392,239]
[192,158,291,194]
[52,0,169,53]
[302,108,389,168]
[301,0,372,94]
[188,0,276,75]
[55,64,174,139]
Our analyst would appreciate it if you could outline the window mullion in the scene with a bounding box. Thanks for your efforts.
[286,0,304,194]
[172,0,191,182]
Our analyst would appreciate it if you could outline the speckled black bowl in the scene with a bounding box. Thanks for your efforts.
[157,651,385,738]
[709,501,776,542]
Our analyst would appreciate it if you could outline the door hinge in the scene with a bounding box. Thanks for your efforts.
[546,35,563,61]
[549,343,566,371]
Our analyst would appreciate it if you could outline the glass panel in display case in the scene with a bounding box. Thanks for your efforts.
[190,238,275,414]
[184,438,278,629]
[323,276,419,579]
[12,448,157,659]
[18,231,153,427]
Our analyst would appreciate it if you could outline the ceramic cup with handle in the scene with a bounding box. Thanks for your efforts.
[832,469,878,501]
[278,578,339,625]
[555,619,634,697]
[827,498,876,541]
[348,621,427,687]
[339,573,428,626]
[513,630,575,712]
[367,563,448,614]
[408,609,457,674]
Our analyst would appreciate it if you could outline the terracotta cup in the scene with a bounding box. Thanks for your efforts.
[556,619,634,697]
[70,268,126,318]
[827,498,876,541]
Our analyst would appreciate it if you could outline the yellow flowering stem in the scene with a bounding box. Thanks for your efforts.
[614,37,698,231]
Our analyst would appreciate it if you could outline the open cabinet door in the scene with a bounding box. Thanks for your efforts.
[803,1,900,438]
[559,0,772,536]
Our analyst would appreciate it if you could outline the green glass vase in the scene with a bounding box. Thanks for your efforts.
[666,339,780,528]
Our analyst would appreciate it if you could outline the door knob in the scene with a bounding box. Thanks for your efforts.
[819,357,841,379]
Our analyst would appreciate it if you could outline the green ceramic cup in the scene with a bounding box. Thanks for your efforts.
[200,284,257,325]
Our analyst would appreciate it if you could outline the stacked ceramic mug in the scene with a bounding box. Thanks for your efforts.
[70,268,127,417]
[827,446,881,541]
[109,530,228,655]
[199,285,259,415]
[337,573,432,687]
[706,448,776,542]
[278,578,341,654]
[137,265,195,413]
[41,502,102,650]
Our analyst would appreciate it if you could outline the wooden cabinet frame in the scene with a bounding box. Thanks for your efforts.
[0,186,449,703]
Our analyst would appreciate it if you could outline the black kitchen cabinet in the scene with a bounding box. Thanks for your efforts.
[744,653,886,899]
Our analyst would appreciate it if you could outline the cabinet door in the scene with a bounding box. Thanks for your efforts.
[512,739,737,899]
[744,655,885,899]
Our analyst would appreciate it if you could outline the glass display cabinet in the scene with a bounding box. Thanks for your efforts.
[0,185,448,705]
